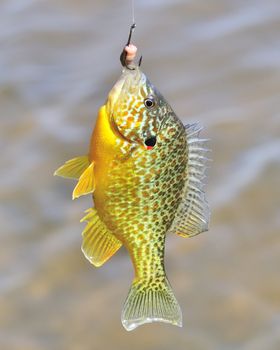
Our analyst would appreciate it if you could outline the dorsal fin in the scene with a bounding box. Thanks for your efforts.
[170,123,210,238]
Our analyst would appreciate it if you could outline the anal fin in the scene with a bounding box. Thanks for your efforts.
[80,208,122,267]
[54,156,90,179]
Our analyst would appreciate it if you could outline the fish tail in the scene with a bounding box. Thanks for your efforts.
[121,276,182,331]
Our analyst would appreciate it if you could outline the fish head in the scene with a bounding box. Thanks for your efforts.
[106,67,169,149]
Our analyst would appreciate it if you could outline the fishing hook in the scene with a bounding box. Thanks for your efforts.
[120,23,140,70]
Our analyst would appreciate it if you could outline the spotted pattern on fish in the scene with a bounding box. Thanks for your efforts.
[96,111,188,286]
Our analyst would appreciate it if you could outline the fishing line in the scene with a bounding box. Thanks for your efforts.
[131,0,135,24]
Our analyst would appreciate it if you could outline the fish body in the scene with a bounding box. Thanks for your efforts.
[55,66,209,331]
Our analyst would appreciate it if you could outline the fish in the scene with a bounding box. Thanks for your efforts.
[54,27,210,331]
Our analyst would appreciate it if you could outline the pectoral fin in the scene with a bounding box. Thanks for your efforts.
[54,156,90,179]
[72,162,95,200]
[81,208,122,267]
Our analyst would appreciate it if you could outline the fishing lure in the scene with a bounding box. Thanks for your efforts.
[54,24,210,331]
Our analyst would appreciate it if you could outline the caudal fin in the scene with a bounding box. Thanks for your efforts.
[121,277,182,331]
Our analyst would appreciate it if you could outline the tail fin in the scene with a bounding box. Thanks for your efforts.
[121,277,182,331]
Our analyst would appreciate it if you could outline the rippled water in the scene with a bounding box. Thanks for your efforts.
[1,0,280,349]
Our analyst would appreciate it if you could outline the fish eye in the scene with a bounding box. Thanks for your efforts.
[144,97,155,109]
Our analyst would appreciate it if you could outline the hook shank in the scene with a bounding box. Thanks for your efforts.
[120,23,137,70]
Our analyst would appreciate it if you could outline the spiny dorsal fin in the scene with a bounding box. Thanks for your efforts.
[170,123,210,238]
[54,156,90,179]
[72,162,95,200]
[80,208,122,267]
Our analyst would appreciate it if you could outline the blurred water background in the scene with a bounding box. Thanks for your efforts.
[1,0,280,349]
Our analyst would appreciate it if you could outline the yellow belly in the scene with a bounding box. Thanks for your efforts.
[89,105,122,218]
